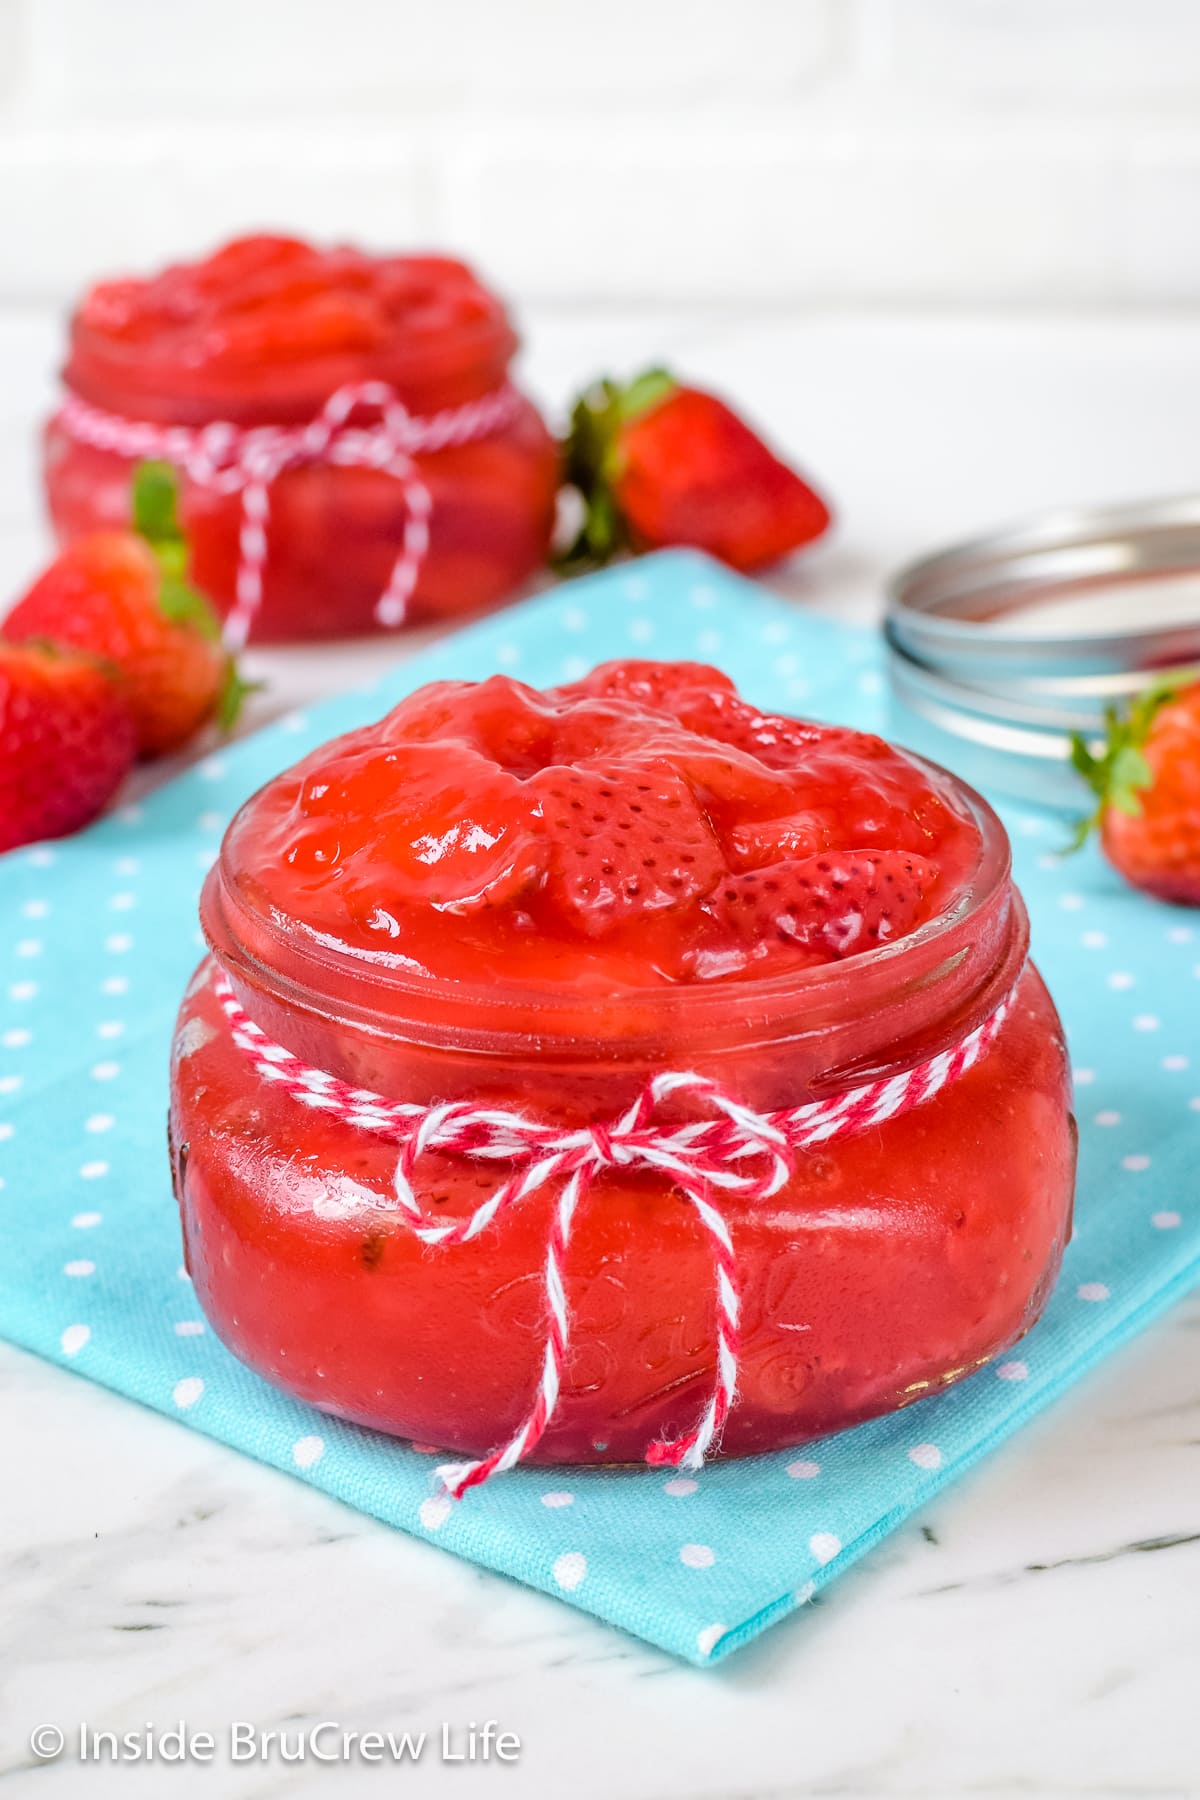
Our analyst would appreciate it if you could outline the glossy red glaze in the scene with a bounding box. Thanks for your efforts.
[218,658,985,990]
[169,661,1077,1462]
[44,235,558,641]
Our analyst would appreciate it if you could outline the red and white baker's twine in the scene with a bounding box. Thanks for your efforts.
[211,968,1016,1499]
[56,382,522,648]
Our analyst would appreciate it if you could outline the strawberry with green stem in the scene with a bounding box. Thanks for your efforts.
[7,462,256,758]
[1070,675,1200,904]
[558,369,831,574]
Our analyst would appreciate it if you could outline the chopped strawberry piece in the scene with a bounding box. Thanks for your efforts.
[689,850,938,980]
[727,810,831,868]
[569,658,735,711]
[290,740,546,920]
[528,759,724,937]
[229,658,980,986]
[382,675,558,777]
[673,688,829,770]
[555,662,802,816]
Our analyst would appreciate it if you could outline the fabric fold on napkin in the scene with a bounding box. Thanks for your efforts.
[1,551,1197,1665]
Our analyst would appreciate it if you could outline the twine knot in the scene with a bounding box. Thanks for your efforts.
[211,966,1017,1498]
[57,382,521,648]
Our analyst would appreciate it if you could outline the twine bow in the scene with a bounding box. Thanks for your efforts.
[57,381,521,647]
[211,966,1016,1498]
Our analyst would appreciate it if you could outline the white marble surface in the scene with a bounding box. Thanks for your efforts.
[1,313,1200,1798]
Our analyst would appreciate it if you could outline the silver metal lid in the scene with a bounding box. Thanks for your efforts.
[885,495,1200,807]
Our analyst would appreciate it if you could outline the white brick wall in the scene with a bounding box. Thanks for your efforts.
[11,0,838,112]
[2,0,1200,309]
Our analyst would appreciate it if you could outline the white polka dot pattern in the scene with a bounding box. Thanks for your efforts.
[552,1551,587,1590]
[907,1443,943,1471]
[418,1495,452,1532]
[679,1542,716,1568]
[0,552,1195,1669]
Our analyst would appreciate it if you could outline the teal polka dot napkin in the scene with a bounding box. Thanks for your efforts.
[1,551,1197,1666]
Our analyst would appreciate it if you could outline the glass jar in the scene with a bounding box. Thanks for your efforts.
[43,236,559,642]
[170,763,1076,1464]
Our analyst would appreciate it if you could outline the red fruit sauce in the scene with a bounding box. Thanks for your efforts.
[171,660,1076,1463]
[44,235,558,641]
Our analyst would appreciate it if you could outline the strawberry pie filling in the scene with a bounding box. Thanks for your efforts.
[172,660,1076,1465]
[224,658,983,992]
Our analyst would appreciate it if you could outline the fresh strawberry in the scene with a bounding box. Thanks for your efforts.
[528,759,724,937]
[6,462,251,758]
[688,850,937,979]
[0,642,136,851]
[559,370,831,572]
[1071,680,1200,904]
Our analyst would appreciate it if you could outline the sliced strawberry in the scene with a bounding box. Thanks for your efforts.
[672,688,829,771]
[556,665,804,815]
[545,697,658,768]
[528,759,723,937]
[584,673,893,789]
[689,849,937,979]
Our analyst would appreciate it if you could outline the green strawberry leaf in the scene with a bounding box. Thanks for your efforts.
[130,460,224,642]
[1066,687,1169,849]
[1064,810,1098,855]
[554,368,678,575]
[132,460,185,550]
[158,574,223,642]
[618,367,676,423]
[1069,731,1105,795]
[1109,744,1153,815]
[130,458,263,737]
[216,659,263,734]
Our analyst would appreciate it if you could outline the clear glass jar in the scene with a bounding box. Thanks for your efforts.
[170,766,1076,1463]
[43,236,559,642]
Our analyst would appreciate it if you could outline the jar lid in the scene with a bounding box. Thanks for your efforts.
[885,495,1200,808]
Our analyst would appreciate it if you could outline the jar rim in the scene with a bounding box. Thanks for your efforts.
[203,751,1024,1081]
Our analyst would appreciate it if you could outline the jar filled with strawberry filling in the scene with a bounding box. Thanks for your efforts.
[170,660,1077,1465]
[44,234,559,642]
